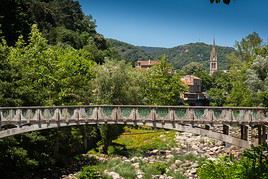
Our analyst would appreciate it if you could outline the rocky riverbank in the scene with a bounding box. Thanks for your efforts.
[62,131,243,179]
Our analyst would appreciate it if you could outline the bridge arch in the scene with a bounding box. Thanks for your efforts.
[0,121,250,148]
[0,105,267,148]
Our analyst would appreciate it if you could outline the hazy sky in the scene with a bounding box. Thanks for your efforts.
[80,0,268,47]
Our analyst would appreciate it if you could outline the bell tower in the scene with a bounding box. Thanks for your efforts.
[210,38,218,75]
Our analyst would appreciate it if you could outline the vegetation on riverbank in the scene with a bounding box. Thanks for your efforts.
[112,126,176,156]
[78,127,186,179]
[198,144,268,179]
[0,0,268,178]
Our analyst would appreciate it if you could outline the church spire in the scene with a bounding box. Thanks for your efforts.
[210,38,218,75]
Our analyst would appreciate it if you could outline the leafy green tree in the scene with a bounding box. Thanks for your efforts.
[91,59,146,153]
[235,32,262,63]
[144,56,187,105]
[0,39,19,106]
[246,56,268,106]
[182,62,205,75]
[91,59,145,105]
[5,24,96,106]
[0,0,103,51]
[208,71,232,106]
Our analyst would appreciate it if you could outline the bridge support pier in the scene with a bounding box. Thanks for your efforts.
[258,125,267,145]
[223,124,230,146]
[240,125,251,144]
[205,124,212,130]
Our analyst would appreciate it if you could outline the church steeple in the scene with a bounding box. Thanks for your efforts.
[210,38,218,75]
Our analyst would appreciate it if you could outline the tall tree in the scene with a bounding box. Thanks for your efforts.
[91,59,145,153]
[144,56,187,105]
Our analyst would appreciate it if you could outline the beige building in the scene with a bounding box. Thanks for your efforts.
[135,60,160,69]
[181,75,208,106]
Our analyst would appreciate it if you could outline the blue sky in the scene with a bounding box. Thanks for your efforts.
[80,0,268,47]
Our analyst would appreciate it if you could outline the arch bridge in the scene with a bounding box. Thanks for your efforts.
[0,105,268,148]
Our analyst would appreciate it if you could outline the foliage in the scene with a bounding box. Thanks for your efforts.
[91,59,145,105]
[246,56,268,106]
[108,39,152,62]
[79,166,101,179]
[144,56,187,105]
[198,144,268,179]
[0,0,97,46]
[4,24,96,106]
[139,158,186,179]
[0,39,16,106]
[208,32,267,107]
[0,25,102,178]
[91,59,147,154]
[235,32,262,62]
[182,62,205,74]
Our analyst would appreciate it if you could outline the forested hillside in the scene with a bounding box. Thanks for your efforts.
[0,0,110,63]
[108,39,235,70]
[108,39,152,62]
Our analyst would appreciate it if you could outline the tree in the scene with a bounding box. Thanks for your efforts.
[91,59,145,105]
[0,0,103,50]
[182,62,205,75]
[0,39,18,106]
[91,59,145,153]
[208,71,232,106]
[235,32,262,63]
[144,56,187,105]
[5,24,96,106]
[246,56,268,107]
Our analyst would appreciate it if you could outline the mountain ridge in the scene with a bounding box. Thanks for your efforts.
[108,38,236,70]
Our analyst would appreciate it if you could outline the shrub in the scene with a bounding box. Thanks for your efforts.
[198,144,268,179]
[79,166,100,179]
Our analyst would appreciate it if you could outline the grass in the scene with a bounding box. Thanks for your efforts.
[168,152,207,166]
[139,161,186,179]
[140,161,168,179]
[95,159,136,179]
[166,170,187,179]
[113,126,176,155]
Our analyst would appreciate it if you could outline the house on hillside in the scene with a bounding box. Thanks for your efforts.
[181,75,208,106]
[135,60,160,69]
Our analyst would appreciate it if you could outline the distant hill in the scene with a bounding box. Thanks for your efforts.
[108,39,152,62]
[108,39,236,70]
